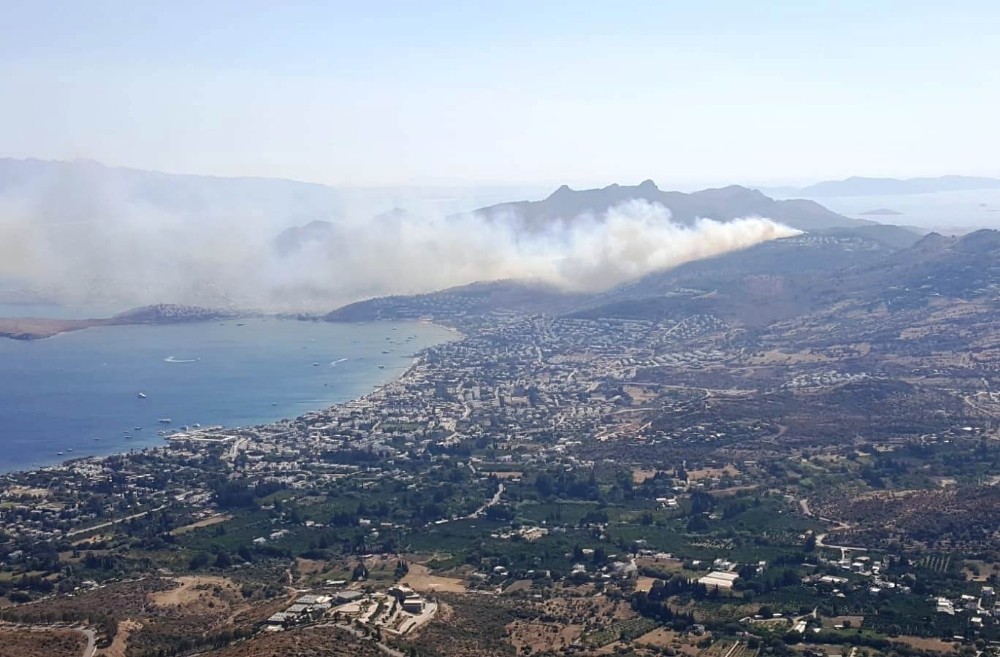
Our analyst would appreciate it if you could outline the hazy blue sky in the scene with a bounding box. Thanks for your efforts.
[2,1,999,187]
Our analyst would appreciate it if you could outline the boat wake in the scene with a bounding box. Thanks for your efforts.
[330,358,349,366]
[164,356,201,363]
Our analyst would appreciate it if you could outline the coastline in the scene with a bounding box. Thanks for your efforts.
[0,312,464,342]
[0,317,110,341]
[0,318,463,476]
[318,320,464,417]
[0,304,246,341]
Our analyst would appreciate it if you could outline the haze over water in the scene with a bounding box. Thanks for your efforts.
[0,317,454,473]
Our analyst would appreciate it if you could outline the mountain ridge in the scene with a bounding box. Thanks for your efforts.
[468,179,868,232]
[322,225,988,330]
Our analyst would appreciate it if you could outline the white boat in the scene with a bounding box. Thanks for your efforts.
[158,418,172,424]
[137,392,147,399]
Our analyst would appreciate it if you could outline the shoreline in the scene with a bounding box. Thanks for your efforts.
[0,317,112,341]
[0,318,463,477]
[0,312,464,342]
[0,304,247,341]
[307,319,463,420]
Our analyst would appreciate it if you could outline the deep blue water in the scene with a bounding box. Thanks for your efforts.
[0,318,453,473]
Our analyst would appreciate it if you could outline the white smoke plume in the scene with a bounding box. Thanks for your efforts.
[273,201,801,305]
[0,175,800,313]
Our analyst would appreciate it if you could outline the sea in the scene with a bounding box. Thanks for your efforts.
[0,315,454,473]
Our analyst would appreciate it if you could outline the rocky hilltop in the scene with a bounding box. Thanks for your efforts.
[467,180,868,233]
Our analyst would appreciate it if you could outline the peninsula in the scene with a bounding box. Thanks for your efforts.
[0,304,242,341]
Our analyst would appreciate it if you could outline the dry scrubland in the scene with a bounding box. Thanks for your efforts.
[400,594,515,657]
[199,626,384,657]
[400,562,467,594]
[0,577,294,657]
[0,627,87,657]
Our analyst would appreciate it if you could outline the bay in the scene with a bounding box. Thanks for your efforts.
[0,317,453,473]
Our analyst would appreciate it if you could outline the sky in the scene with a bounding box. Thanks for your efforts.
[2,1,1000,188]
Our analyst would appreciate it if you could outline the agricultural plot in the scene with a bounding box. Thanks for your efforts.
[699,639,735,657]
[725,641,757,657]
[584,617,660,647]
[918,554,952,573]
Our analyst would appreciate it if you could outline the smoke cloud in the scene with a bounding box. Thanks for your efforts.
[0,176,799,313]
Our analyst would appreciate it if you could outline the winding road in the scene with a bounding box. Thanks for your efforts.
[799,498,867,558]
[81,628,96,657]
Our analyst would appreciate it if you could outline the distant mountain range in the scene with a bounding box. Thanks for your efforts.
[0,157,554,229]
[3,158,951,320]
[0,158,891,250]
[7,158,998,380]
[772,175,1000,198]
[271,180,873,256]
[0,157,346,226]
[469,180,868,232]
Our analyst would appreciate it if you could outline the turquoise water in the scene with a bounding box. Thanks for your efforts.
[0,318,453,473]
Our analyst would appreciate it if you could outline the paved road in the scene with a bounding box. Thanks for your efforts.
[66,504,168,537]
[226,436,249,460]
[81,628,96,657]
[815,533,867,556]
[467,483,505,519]
[799,498,867,559]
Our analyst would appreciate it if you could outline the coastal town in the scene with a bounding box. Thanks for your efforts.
[0,296,998,657]
[5,1,1000,653]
